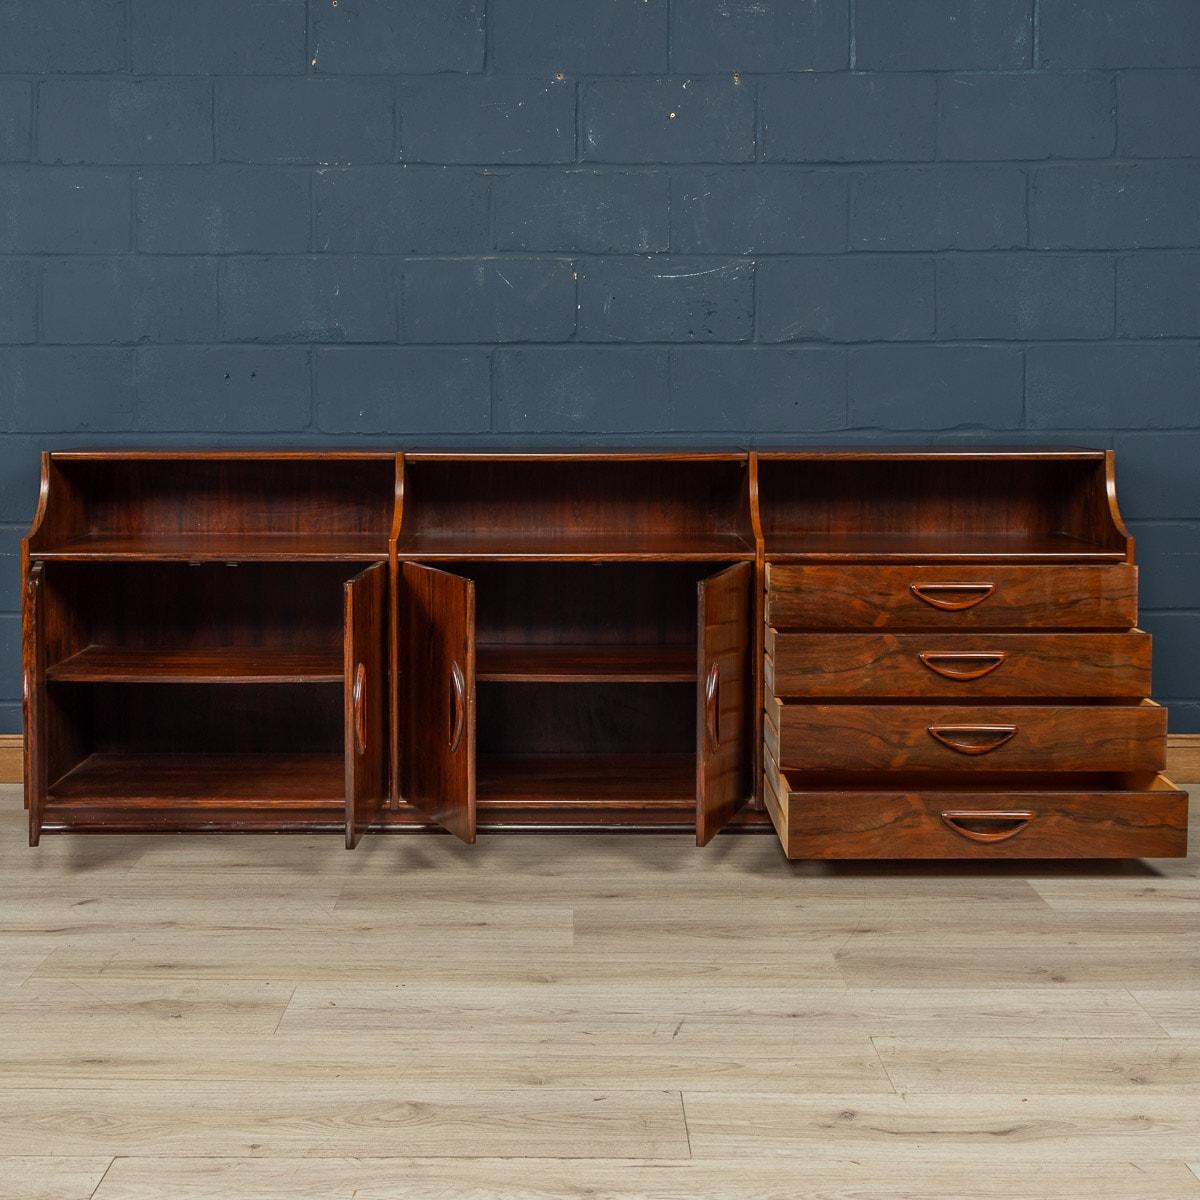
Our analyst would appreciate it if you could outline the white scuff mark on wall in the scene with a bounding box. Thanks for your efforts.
[654,266,728,280]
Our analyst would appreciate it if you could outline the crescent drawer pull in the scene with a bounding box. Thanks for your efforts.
[704,662,721,752]
[448,661,466,754]
[352,663,367,756]
[941,810,1035,843]
[927,723,1017,755]
[918,651,1007,681]
[910,582,996,611]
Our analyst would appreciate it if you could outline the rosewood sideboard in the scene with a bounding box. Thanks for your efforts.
[20,448,1187,861]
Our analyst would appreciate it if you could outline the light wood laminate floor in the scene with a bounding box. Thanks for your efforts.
[2,784,1199,1199]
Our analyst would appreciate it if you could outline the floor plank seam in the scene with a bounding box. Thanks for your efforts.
[270,984,298,1036]
[87,1155,115,1199]
[868,1035,901,1093]
[1125,988,1176,1039]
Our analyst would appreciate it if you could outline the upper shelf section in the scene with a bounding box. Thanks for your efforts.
[26,452,399,562]
[755,449,1133,563]
[24,448,1131,566]
[395,453,756,561]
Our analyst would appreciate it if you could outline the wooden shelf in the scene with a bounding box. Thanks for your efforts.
[31,533,387,562]
[761,531,1126,563]
[395,531,755,562]
[476,754,695,806]
[46,646,344,684]
[476,644,695,683]
[46,752,345,807]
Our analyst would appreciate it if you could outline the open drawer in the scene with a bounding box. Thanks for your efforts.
[762,767,1188,860]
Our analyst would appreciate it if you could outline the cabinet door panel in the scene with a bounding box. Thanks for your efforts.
[401,562,475,843]
[696,561,752,845]
[344,562,387,848]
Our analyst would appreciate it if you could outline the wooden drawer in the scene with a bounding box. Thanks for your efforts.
[762,766,1188,860]
[766,630,1151,699]
[768,699,1166,773]
[766,563,1138,630]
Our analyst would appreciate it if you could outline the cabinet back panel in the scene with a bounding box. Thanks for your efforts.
[53,683,342,757]
[45,563,355,653]
[476,682,694,755]
[402,460,752,540]
[758,459,1120,546]
[457,562,708,646]
[45,459,396,540]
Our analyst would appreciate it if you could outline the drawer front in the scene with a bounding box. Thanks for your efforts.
[773,701,1166,773]
[766,630,1151,698]
[764,773,1188,860]
[766,564,1137,630]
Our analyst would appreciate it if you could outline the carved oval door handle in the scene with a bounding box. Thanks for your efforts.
[941,810,1035,843]
[448,660,466,754]
[918,651,1007,681]
[927,723,1017,755]
[704,662,721,752]
[352,662,367,756]
[910,582,996,611]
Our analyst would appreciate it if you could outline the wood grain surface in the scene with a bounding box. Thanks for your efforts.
[766,629,1152,698]
[766,562,1139,629]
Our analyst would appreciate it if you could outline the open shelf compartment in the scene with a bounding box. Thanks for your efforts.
[398,559,754,841]
[35,562,362,682]
[39,683,345,829]
[755,450,1132,562]
[27,452,398,562]
[395,453,755,561]
[25,561,389,846]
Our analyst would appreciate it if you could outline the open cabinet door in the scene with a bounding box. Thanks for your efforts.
[696,561,752,846]
[344,563,387,848]
[401,562,476,843]
[23,562,45,846]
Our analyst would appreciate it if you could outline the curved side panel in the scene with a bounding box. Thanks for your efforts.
[24,452,83,556]
[25,452,52,548]
[390,453,406,544]
[747,452,763,550]
[1105,449,1136,563]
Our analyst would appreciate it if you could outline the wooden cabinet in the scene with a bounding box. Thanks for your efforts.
[757,448,1185,860]
[20,447,1185,861]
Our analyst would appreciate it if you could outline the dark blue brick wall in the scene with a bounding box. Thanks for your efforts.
[0,0,1197,734]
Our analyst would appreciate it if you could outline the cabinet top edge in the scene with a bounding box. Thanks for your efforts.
[47,450,399,462]
[45,447,1109,463]
[401,451,750,463]
[756,447,1108,462]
